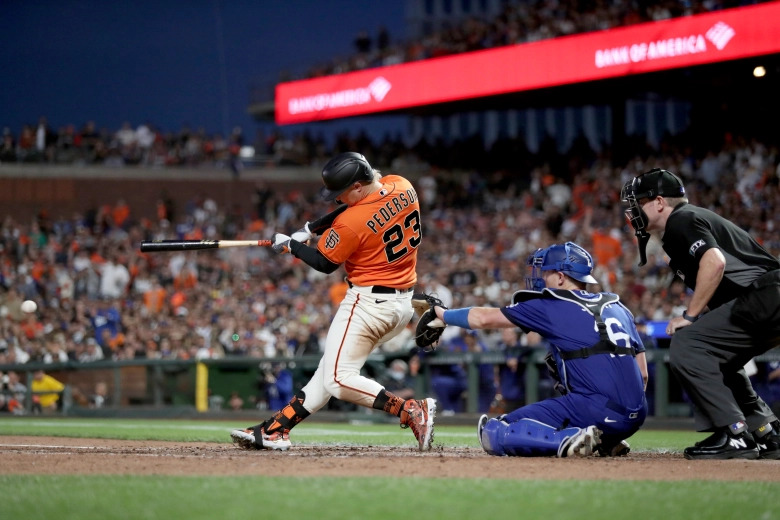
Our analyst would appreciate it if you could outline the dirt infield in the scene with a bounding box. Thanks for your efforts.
[1,436,777,481]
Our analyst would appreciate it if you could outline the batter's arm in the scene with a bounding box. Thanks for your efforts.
[289,241,340,274]
[666,248,725,335]
[308,204,348,234]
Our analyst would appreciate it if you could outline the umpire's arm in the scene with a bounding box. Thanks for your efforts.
[666,248,725,335]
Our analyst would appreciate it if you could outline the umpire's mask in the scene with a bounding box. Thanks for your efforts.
[621,168,686,266]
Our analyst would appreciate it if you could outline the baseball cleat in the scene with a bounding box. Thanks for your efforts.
[477,414,490,454]
[683,430,759,460]
[401,398,436,451]
[598,439,631,457]
[230,427,292,451]
[231,428,258,450]
[757,434,780,460]
[561,426,602,457]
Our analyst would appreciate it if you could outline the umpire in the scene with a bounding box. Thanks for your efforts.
[621,168,780,460]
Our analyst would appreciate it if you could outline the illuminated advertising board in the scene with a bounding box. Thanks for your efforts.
[275,2,780,124]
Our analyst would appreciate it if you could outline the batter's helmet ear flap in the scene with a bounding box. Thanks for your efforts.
[320,152,374,201]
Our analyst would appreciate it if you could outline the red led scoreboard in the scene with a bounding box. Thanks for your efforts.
[275,2,780,124]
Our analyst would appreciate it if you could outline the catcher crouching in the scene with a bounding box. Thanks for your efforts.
[424,242,648,457]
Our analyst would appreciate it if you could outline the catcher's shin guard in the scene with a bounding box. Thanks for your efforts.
[484,418,585,457]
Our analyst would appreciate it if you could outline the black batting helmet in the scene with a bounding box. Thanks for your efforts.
[320,152,374,201]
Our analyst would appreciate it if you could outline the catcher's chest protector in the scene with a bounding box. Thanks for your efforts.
[514,289,636,360]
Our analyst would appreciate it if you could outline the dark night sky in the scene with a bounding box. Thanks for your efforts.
[0,1,407,143]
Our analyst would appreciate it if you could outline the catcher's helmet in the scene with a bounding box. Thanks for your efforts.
[526,242,598,291]
[320,152,374,201]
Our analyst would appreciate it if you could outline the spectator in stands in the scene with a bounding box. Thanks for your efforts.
[89,381,110,408]
[261,362,294,411]
[30,369,65,414]
[378,358,416,401]
[494,328,533,413]
[228,391,244,411]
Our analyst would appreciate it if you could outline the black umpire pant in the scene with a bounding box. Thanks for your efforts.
[669,300,780,432]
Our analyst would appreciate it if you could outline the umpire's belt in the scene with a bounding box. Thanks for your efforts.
[347,281,413,294]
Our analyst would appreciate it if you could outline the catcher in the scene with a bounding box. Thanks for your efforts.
[419,241,648,457]
[231,152,436,451]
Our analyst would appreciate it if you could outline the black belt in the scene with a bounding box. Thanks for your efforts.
[347,281,413,294]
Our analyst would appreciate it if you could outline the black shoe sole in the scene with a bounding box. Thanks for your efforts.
[758,450,780,460]
[684,449,760,460]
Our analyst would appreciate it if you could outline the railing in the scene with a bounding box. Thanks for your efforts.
[2,348,779,417]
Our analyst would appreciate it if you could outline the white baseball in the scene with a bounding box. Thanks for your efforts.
[21,300,37,313]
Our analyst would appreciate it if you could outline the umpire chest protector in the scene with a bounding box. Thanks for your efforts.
[512,289,636,360]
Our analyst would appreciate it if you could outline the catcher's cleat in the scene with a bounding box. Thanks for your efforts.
[401,398,436,451]
[477,414,490,454]
[230,427,292,451]
[560,426,602,457]
[597,439,631,457]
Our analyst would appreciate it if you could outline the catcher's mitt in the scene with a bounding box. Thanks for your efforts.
[412,293,447,351]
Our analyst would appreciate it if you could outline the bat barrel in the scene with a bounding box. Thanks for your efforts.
[140,240,219,252]
[140,239,271,252]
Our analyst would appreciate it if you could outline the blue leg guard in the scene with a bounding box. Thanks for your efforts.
[481,418,582,457]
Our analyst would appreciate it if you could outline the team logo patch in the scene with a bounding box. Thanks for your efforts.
[688,239,705,256]
[324,229,340,250]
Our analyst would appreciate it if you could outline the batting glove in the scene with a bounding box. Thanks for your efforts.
[290,222,313,243]
[272,233,291,254]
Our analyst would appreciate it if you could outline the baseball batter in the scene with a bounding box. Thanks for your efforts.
[231,152,436,451]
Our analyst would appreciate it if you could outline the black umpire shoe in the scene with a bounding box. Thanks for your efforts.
[755,433,780,460]
[683,430,760,460]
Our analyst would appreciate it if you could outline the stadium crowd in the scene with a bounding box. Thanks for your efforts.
[299,0,771,79]
[2,0,778,413]
[0,128,778,414]
[4,1,773,171]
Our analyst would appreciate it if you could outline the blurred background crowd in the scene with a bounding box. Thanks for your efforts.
[0,127,778,414]
[1,0,778,415]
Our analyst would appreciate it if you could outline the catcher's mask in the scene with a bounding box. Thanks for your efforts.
[320,152,374,202]
[620,168,685,266]
[525,242,598,291]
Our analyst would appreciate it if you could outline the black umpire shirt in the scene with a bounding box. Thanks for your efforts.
[661,203,780,309]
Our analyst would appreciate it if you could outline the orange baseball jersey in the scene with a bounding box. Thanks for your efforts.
[317,174,421,288]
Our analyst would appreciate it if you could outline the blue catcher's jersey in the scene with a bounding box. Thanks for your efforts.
[501,289,645,410]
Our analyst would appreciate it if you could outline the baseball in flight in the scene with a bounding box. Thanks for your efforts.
[21,300,37,313]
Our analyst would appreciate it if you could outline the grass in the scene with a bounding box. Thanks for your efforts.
[0,416,702,448]
[1,418,777,520]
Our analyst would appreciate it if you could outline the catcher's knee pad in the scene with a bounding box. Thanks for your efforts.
[500,418,581,457]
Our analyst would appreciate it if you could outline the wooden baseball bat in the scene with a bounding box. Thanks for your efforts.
[140,239,272,252]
